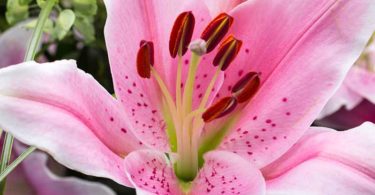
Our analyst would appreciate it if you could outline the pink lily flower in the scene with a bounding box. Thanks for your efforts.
[317,35,375,129]
[0,0,374,194]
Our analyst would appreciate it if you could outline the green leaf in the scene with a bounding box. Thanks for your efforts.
[5,0,30,24]
[54,9,76,40]
[73,0,97,16]
[74,16,95,43]
[36,0,58,8]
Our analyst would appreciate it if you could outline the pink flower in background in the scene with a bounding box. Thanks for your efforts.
[0,0,374,194]
[6,142,115,195]
[317,35,375,129]
[0,21,32,68]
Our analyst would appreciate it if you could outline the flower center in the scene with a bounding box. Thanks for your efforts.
[136,11,261,182]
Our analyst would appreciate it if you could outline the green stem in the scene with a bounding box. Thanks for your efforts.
[0,0,56,193]
[24,0,56,61]
[0,147,36,182]
[182,53,200,115]
[0,134,14,194]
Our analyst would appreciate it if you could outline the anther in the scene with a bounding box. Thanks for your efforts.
[231,72,260,103]
[137,40,154,79]
[169,11,195,58]
[202,96,238,122]
[213,35,242,71]
[201,13,234,53]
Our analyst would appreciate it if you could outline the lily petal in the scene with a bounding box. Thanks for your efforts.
[104,0,222,150]
[190,151,266,195]
[317,79,362,119]
[124,150,183,195]
[104,0,180,150]
[345,66,375,104]
[0,60,143,186]
[218,0,375,167]
[203,0,246,17]
[317,99,375,130]
[124,150,265,194]
[7,143,116,195]
[0,21,33,68]
[263,122,375,194]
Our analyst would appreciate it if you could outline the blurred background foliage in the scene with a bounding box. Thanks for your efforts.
[0,0,136,194]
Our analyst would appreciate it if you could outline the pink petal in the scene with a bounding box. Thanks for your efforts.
[345,66,375,104]
[218,0,375,167]
[263,122,375,194]
[104,0,180,150]
[317,79,362,119]
[124,150,183,195]
[316,99,375,130]
[0,60,144,186]
[0,21,33,68]
[190,151,266,195]
[104,0,222,149]
[124,150,266,194]
[8,143,116,195]
[203,0,246,17]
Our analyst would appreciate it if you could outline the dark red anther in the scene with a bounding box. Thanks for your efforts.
[202,96,238,122]
[213,35,242,71]
[137,40,154,79]
[201,13,233,53]
[232,72,260,103]
[169,11,195,58]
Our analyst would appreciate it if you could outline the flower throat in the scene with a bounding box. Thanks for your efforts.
[136,11,261,182]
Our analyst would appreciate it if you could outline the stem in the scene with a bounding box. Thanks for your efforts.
[0,0,55,193]
[0,134,14,193]
[0,147,36,182]
[198,67,221,110]
[175,110,203,181]
[24,0,56,61]
[182,53,200,116]
[176,56,183,118]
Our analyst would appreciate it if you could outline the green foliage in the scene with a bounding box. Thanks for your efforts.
[54,9,75,40]
[36,0,58,8]
[72,0,97,43]
[74,16,95,43]
[5,0,32,24]
[73,0,97,16]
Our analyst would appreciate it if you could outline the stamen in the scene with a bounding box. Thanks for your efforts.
[232,72,260,103]
[213,35,242,71]
[136,40,154,79]
[202,96,238,122]
[169,11,195,58]
[201,13,233,53]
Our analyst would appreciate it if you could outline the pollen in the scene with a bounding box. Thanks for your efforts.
[232,72,260,103]
[201,13,234,53]
[212,35,242,71]
[169,11,195,58]
[202,96,238,122]
[136,40,154,79]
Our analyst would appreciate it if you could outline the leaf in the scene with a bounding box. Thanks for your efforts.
[53,9,76,40]
[73,0,97,16]
[5,0,30,24]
